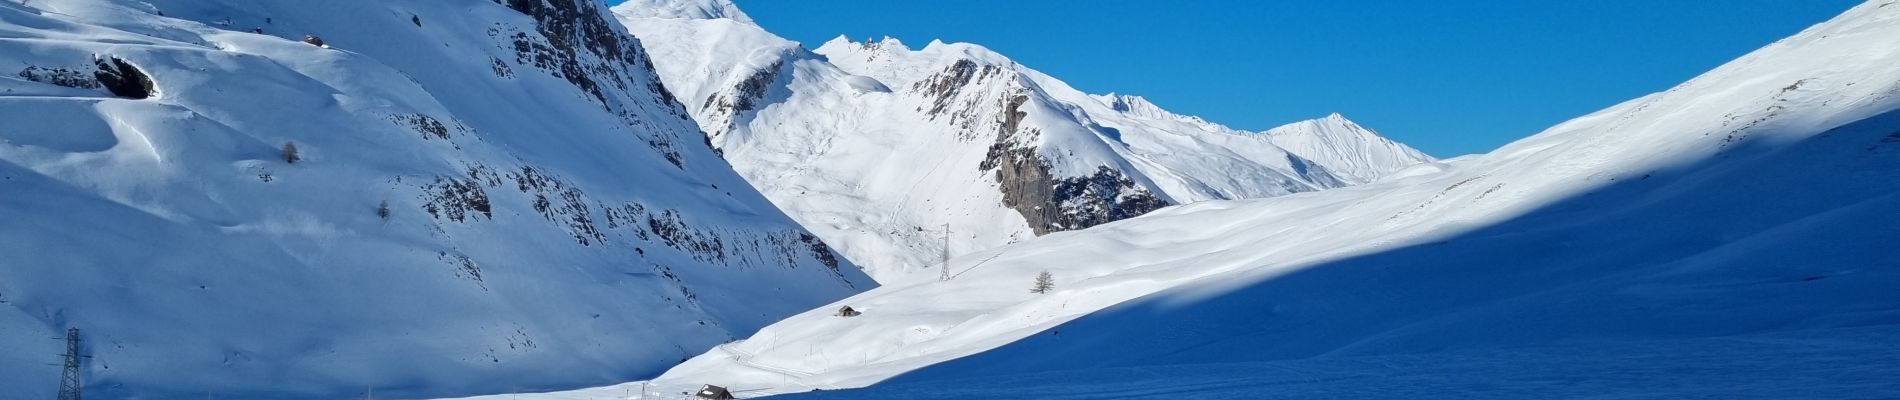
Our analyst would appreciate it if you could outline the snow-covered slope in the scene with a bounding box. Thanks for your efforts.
[614,0,751,23]
[0,0,871,398]
[787,325,1900,399]
[614,7,1432,281]
[491,1,1900,397]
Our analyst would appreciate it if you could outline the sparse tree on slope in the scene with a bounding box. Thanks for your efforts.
[1031,270,1054,294]
[281,141,300,164]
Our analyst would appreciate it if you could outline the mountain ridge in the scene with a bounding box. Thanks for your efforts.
[616,8,1433,280]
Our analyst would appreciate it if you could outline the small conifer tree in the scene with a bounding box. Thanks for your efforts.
[1031,270,1054,294]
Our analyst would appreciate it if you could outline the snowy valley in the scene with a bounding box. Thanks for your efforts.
[463,0,1900,398]
[3,0,1896,399]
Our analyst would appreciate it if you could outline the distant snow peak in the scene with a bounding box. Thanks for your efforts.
[1265,113,1435,184]
[1104,93,1155,113]
[1099,93,1184,121]
[620,1,1432,281]
[823,35,910,51]
[614,0,753,23]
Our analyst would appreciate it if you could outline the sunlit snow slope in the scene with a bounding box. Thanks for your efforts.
[614,5,1433,282]
[535,1,1899,397]
[0,0,870,398]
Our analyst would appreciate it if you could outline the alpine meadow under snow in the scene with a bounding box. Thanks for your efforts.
[6,0,1899,399]
[458,0,1900,398]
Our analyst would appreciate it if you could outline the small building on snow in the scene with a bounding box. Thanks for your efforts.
[694,384,735,400]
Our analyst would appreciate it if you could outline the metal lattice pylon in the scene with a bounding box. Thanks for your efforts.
[56,328,82,400]
[939,224,951,281]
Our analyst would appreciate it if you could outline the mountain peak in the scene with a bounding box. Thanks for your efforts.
[612,0,753,23]
[1100,93,1171,119]
[1264,114,1435,184]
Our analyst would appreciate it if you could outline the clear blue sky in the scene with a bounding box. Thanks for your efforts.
[677,1,1861,157]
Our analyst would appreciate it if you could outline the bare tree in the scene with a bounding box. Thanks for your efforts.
[281,141,300,164]
[1031,270,1054,294]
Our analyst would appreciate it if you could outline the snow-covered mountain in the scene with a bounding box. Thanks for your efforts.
[613,5,1433,281]
[492,1,1900,397]
[1265,112,1436,183]
[0,0,872,398]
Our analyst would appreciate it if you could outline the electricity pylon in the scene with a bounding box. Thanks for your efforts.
[56,328,82,400]
[939,223,951,281]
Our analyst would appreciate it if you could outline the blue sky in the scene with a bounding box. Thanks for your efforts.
[690,1,1860,157]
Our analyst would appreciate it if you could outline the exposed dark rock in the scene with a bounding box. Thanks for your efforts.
[506,166,606,245]
[981,95,1169,234]
[92,57,154,99]
[911,59,1013,141]
[421,176,492,223]
[490,0,702,170]
[391,113,452,140]
[914,59,1007,120]
[915,59,980,115]
[648,209,727,264]
[17,66,99,89]
[1050,167,1169,230]
[490,57,514,79]
[302,34,325,47]
[495,0,645,106]
[798,232,851,286]
[438,252,485,288]
[417,160,853,287]
[701,60,782,138]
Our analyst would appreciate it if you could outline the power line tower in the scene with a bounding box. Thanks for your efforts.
[56,327,82,400]
[939,223,951,281]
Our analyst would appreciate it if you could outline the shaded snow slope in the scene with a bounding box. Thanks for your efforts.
[487,1,1900,397]
[787,325,1900,400]
[0,0,870,398]
[616,6,1431,282]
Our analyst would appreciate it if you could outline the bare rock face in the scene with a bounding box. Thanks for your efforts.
[982,95,1170,235]
[496,0,694,166]
[15,56,155,99]
[700,59,784,142]
[915,59,1012,139]
[93,56,155,99]
[499,0,664,107]
[17,65,99,90]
